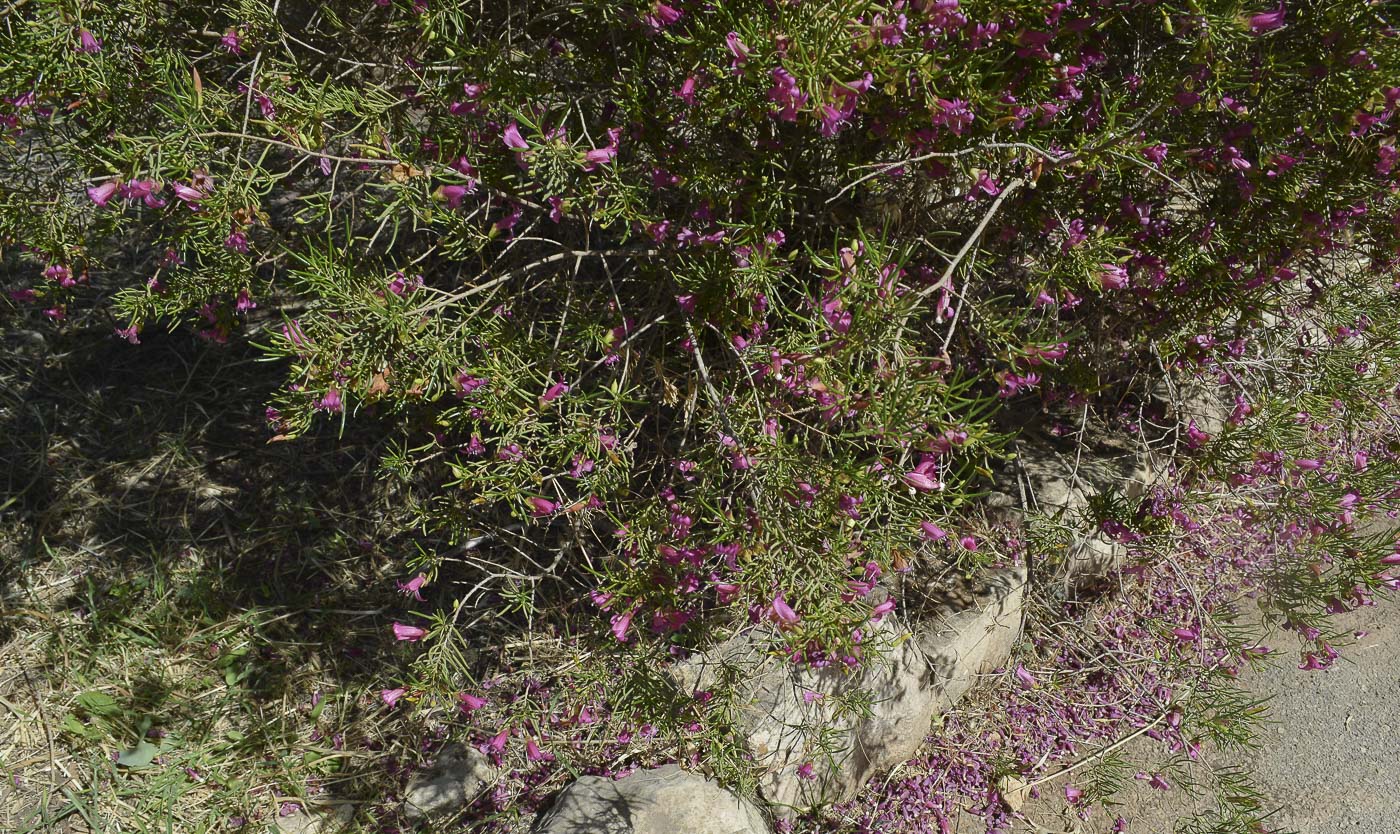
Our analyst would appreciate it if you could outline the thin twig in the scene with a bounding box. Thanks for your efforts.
[830,143,1062,204]
[916,178,1026,303]
[413,248,660,314]
[1105,148,1205,203]
[831,103,1163,204]
[1022,701,1168,790]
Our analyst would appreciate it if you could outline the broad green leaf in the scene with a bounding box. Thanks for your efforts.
[76,691,120,716]
[116,740,159,768]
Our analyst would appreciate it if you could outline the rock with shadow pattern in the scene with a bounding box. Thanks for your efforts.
[402,743,498,821]
[531,764,769,834]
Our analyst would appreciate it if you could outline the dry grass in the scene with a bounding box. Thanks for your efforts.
[0,315,432,833]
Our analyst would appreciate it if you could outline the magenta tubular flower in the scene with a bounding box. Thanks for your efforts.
[920,521,948,542]
[1065,785,1083,804]
[1248,6,1286,33]
[380,688,407,707]
[87,180,120,207]
[397,573,427,601]
[770,592,800,626]
[584,146,616,168]
[1097,263,1129,290]
[458,692,487,712]
[902,471,941,492]
[870,598,896,622]
[1014,663,1038,688]
[76,28,102,53]
[651,2,681,27]
[526,497,557,517]
[675,76,698,105]
[1293,458,1323,470]
[172,183,205,204]
[392,622,427,641]
[1171,626,1199,642]
[450,157,478,178]
[1185,420,1211,449]
[439,184,469,208]
[1297,653,1325,671]
[540,381,570,402]
[502,121,529,151]
[316,389,343,413]
[1379,553,1400,565]
[486,729,509,755]
[456,372,488,396]
[817,103,847,137]
[221,28,243,54]
[714,582,740,604]
[121,178,159,202]
[725,31,751,69]
[610,607,635,642]
[494,202,523,232]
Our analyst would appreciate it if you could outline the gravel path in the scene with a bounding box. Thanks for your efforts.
[1025,599,1400,834]
[1226,600,1400,834]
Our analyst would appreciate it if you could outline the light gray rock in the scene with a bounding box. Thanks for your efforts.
[1065,532,1127,587]
[402,743,497,821]
[1355,510,1400,540]
[1010,435,1152,517]
[275,802,353,834]
[911,565,1028,711]
[671,567,1026,815]
[531,765,769,834]
[1000,433,1152,590]
[738,617,939,812]
[1155,377,1232,439]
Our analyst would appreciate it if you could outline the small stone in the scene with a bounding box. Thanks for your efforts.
[275,802,353,834]
[531,765,769,834]
[403,743,497,821]
[997,775,1031,811]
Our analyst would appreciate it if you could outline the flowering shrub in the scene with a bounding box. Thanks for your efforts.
[4,0,1400,827]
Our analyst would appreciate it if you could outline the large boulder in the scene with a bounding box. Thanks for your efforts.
[531,765,769,834]
[671,567,1026,815]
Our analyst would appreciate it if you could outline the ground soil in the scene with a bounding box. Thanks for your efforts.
[1014,598,1400,834]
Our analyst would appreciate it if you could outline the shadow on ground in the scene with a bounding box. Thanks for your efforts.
[0,313,431,830]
